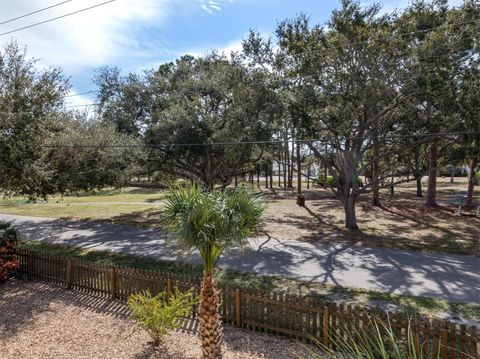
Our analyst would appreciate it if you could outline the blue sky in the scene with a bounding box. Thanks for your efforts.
[0,0,462,107]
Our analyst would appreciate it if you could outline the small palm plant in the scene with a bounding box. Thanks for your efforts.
[163,185,264,359]
[128,288,197,346]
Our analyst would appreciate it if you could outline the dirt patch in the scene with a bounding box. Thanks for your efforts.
[0,280,320,359]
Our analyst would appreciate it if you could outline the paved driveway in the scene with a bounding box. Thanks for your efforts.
[1,213,479,304]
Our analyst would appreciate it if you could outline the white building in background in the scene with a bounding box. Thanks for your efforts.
[271,162,321,178]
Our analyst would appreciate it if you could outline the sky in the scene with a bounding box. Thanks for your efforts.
[0,0,464,108]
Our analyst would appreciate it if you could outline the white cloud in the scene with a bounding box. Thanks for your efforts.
[0,0,210,76]
[219,38,243,55]
[177,37,243,59]
[197,0,232,14]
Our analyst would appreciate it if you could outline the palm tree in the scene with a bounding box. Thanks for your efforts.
[162,185,264,359]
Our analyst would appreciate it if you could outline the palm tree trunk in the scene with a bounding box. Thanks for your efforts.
[199,271,223,359]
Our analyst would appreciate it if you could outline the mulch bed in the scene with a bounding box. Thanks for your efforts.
[0,279,321,359]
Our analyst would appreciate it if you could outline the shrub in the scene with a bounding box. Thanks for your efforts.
[315,175,363,188]
[128,288,198,346]
[0,222,20,284]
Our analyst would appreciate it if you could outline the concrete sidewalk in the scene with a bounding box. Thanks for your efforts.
[1,213,479,304]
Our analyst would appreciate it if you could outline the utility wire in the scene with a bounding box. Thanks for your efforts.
[64,102,99,108]
[0,1,73,26]
[65,90,98,98]
[0,0,117,36]
[42,131,480,148]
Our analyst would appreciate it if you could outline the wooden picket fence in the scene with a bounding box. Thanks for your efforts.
[14,248,479,358]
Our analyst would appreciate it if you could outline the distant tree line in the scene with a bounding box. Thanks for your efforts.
[0,0,478,230]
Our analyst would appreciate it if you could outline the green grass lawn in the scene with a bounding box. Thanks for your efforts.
[1,187,165,204]
[0,187,164,223]
[19,240,480,322]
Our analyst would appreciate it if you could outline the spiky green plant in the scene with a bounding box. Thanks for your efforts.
[295,315,476,359]
[162,185,265,359]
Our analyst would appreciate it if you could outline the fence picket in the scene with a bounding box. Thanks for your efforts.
[13,248,479,358]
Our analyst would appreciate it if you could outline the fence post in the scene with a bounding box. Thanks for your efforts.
[167,278,173,301]
[440,329,448,359]
[66,258,73,289]
[27,252,34,280]
[323,304,330,347]
[110,268,117,299]
[470,326,477,358]
[235,289,242,327]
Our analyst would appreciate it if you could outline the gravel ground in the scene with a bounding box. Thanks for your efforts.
[0,280,321,359]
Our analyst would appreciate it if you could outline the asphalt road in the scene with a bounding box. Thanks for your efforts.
[1,213,479,304]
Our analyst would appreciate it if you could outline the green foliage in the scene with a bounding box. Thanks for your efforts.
[46,117,145,195]
[296,315,471,359]
[162,185,265,272]
[96,54,278,190]
[127,288,197,346]
[0,222,20,283]
[315,176,363,188]
[0,42,68,199]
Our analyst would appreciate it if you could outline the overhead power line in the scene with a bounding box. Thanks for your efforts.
[0,1,73,26]
[42,131,480,149]
[0,0,117,36]
[65,90,98,98]
[64,103,100,108]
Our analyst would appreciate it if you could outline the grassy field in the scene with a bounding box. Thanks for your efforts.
[18,240,480,322]
[1,177,479,255]
[0,187,164,223]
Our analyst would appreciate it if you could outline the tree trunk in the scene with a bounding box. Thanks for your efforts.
[265,165,268,188]
[278,160,281,187]
[283,136,288,189]
[199,271,223,359]
[466,158,478,207]
[416,177,423,197]
[289,137,295,188]
[323,163,328,189]
[343,195,358,230]
[269,162,273,189]
[426,142,438,207]
[372,134,381,206]
[296,141,301,195]
[256,165,260,187]
[234,175,238,188]
[450,167,455,183]
[307,163,311,189]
